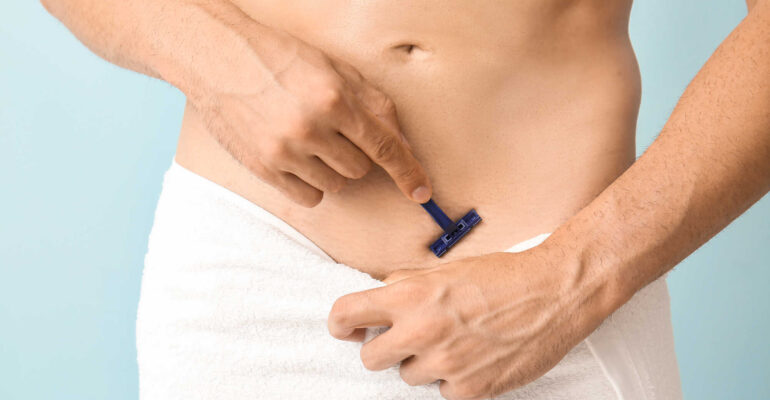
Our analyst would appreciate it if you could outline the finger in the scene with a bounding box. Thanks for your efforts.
[283,155,348,193]
[244,158,323,208]
[329,59,406,143]
[341,103,432,203]
[322,64,431,201]
[275,172,325,207]
[340,328,367,342]
[439,380,487,400]
[399,355,440,386]
[358,87,403,142]
[360,328,414,371]
[313,132,372,179]
[328,288,392,340]
[439,380,457,400]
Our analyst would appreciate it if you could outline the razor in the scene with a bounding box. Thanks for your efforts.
[420,199,482,257]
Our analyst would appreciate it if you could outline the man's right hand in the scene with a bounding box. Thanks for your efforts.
[182,20,432,207]
[43,0,431,207]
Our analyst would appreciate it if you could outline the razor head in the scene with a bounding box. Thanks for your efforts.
[429,209,482,257]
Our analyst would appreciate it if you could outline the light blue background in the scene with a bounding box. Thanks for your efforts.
[1,1,768,399]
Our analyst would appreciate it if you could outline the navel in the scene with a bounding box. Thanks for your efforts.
[389,42,432,60]
[393,43,418,54]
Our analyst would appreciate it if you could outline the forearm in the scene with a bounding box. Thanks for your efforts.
[551,1,770,311]
[41,0,288,100]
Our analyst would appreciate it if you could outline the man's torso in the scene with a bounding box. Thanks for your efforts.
[176,0,640,279]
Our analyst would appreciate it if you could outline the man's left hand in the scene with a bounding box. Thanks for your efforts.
[327,245,619,400]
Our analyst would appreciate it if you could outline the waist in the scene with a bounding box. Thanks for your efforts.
[177,112,636,279]
[176,31,641,277]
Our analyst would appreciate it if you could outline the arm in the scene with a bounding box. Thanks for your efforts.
[41,0,433,206]
[328,2,769,399]
[39,0,256,86]
[552,0,770,309]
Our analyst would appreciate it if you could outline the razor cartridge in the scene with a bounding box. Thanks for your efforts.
[420,199,482,257]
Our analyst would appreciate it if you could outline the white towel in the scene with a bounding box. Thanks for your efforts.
[136,161,681,399]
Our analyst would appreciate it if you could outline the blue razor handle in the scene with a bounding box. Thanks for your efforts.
[420,199,482,257]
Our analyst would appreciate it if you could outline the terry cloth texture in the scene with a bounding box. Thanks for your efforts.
[136,161,682,399]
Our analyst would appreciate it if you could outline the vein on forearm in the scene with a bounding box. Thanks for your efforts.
[555,1,770,308]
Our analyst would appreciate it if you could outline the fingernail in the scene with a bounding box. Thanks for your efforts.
[411,185,431,203]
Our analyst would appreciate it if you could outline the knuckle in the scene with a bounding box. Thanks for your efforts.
[331,59,364,83]
[378,95,397,115]
[399,366,420,386]
[285,115,315,141]
[409,315,452,349]
[372,134,401,163]
[314,76,345,107]
[302,192,323,207]
[291,189,323,208]
[342,63,364,81]
[359,346,379,371]
[261,141,291,167]
[433,351,460,375]
[320,70,344,88]
[365,88,395,115]
[411,324,440,346]
[397,164,422,183]
[439,382,454,400]
[451,384,476,400]
[347,169,366,180]
[455,379,489,400]
[329,298,348,325]
[435,316,454,338]
[329,295,354,328]
[348,158,372,179]
[315,86,344,113]
[327,176,346,193]
[243,156,268,176]
[352,70,365,83]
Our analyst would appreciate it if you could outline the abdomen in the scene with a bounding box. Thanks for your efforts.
[176,0,641,277]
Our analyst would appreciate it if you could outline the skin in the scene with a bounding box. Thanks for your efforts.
[172,0,641,275]
[42,0,642,275]
[41,0,768,399]
[41,0,434,207]
[330,1,770,399]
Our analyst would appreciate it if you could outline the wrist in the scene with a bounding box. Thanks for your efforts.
[542,214,638,320]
